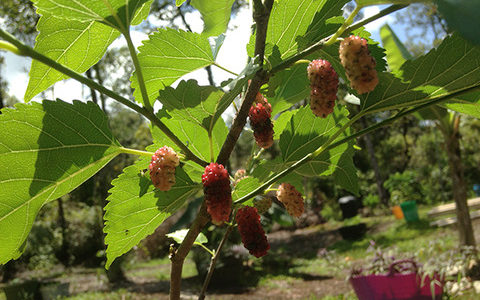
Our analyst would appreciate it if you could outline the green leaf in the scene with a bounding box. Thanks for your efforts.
[273,109,298,140]
[0,100,121,264]
[166,229,208,244]
[33,0,153,31]
[268,64,309,116]
[380,23,412,71]
[131,29,215,106]
[191,0,235,37]
[361,34,480,114]
[251,0,348,61]
[158,80,228,133]
[437,0,480,45]
[104,159,200,268]
[150,111,228,176]
[25,15,120,101]
[255,106,358,194]
[444,97,480,119]
[233,177,261,206]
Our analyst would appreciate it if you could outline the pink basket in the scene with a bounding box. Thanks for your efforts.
[349,260,443,300]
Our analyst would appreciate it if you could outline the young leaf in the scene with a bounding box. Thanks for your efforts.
[0,100,121,264]
[130,29,215,106]
[167,229,208,245]
[33,0,153,31]
[380,23,413,71]
[191,0,235,37]
[360,34,480,114]
[25,15,120,101]
[158,80,228,133]
[104,159,201,268]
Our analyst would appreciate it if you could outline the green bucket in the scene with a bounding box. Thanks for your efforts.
[400,201,419,222]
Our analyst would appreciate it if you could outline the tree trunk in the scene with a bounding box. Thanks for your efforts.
[361,118,390,206]
[56,198,70,266]
[444,125,476,247]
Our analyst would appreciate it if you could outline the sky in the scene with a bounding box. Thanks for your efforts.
[0,4,396,105]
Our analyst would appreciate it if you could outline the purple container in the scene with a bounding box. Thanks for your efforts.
[349,260,443,300]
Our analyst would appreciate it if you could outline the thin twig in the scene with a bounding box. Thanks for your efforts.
[198,221,236,300]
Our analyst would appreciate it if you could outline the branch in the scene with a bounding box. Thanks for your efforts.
[198,221,235,300]
[0,29,208,167]
[216,0,274,165]
[170,202,210,300]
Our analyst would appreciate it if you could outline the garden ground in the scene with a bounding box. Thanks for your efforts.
[2,206,480,300]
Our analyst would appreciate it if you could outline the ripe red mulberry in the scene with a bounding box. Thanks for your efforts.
[249,98,274,149]
[149,146,180,191]
[307,59,339,118]
[237,206,270,257]
[276,183,304,217]
[339,35,378,94]
[202,163,232,225]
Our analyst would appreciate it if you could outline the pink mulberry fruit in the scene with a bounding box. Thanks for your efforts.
[339,35,378,94]
[149,146,180,191]
[307,59,339,118]
[202,163,232,225]
[276,183,304,217]
[237,206,270,257]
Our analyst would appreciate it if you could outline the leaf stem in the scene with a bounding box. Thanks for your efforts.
[119,147,155,157]
[124,30,153,112]
[0,40,23,56]
[195,242,215,256]
[0,29,208,167]
[208,133,215,163]
[324,5,362,46]
[213,62,239,76]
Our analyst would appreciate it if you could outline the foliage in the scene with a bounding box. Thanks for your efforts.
[1,0,480,298]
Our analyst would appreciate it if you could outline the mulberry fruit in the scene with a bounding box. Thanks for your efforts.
[254,196,272,214]
[276,183,304,217]
[149,146,180,191]
[234,169,248,186]
[307,59,339,118]
[339,35,378,94]
[202,163,232,225]
[237,206,270,257]
[249,97,274,149]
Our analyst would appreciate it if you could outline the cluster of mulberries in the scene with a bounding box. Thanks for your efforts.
[307,59,339,118]
[202,163,232,225]
[253,196,272,214]
[249,93,274,149]
[339,35,378,94]
[276,183,304,217]
[149,146,180,191]
[237,206,270,258]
